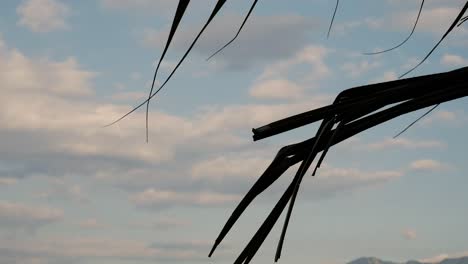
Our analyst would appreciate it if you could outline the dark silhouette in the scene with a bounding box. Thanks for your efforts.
[362,0,425,55]
[107,1,468,263]
[347,256,468,264]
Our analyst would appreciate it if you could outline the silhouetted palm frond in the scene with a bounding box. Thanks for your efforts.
[363,0,425,55]
[105,1,468,263]
[211,66,468,263]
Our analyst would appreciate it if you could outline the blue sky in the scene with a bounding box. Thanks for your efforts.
[1,0,468,263]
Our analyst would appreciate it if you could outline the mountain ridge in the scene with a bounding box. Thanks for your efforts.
[347,256,468,264]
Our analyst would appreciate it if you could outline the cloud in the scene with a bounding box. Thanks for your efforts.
[333,18,383,36]
[402,228,417,240]
[78,218,106,229]
[349,2,468,49]
[100,0,176,14]
[0,236,224,263]
[420,252,468,263]
[92,143,405,210]
[192,99,330,134]
[315,165,403,182]
[149,239,216,252]
[190,152,404,201]
[0,35,333,184]
[0,36,248,170]
[298,164,404,200]
[131,217,191,230]
[111,91,146,101]
[0,44,94,97]
[191,155,271,181]
[0,200,63,232]
[257,45,330,82]
[370,2,468,36]
[420,254,451,263]
[371,70,398,83]
[341,60,381,78]
[0,38,331,210]
[38,178,88,203]
[142,13,319,69]
[17,0,70,33]
[248,45,331,100]
[420,110,457,125]
[391,7,462,35]
[409,159,450,172]
[0,178,17,186]
[249,79,304,100]
[130,71,142,80]
[0,32,401,214]
[367,137,446,150]
[131,189,241,209]
[441,54,468,67]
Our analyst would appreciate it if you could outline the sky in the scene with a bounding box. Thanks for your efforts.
[1,0,468,263]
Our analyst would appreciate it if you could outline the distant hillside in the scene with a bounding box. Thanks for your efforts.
[347,256,468,264]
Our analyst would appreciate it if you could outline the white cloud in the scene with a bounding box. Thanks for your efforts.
[17,0,70,33]
[395,7,465,35]
[0,40,334,210]
[78,218,105,229]
[131,217,191,230]
[111,91,146,101]
[441,53,468,67]
[317,165,403,181]
[189,151,404,202]
[100,0,176,14]
[420,110,457,125]
[90,145,407,210]
[367,137,446,150]
[0,178,17,186]
[131,189,241,209]
[420,254,450,263]
[0,36,239,164]
[191,155,271,181]
[142,14,319,69]
[333,18,383,36]
[0,236,223,262]
[0,36,333,176]
[0,45,95,97]
[192,150,403,184]
[130,71,142,80]
[0,31,403,217]
[409,159,450,172]
[402,228,417,240]
[298,164,404,200]
[192,99,330,135]
[258,45,330,82]
[0,200,63,232]
[247,45,331,100]
[352,2,468,51]
[249,79,304,100]
[370,4,467,36]
[38,178,88,203]
[420,252,468,263]
[341,60,381,78]
[370,70,398,83]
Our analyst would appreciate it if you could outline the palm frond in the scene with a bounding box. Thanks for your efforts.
[327,0,341,38]
[106,0,230,128]
[207,0,259,61]
[400,1,468,77]
[363,0,425,55]
[145,0,191,142]
[103,2,468,262]
[211,66,468,262]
